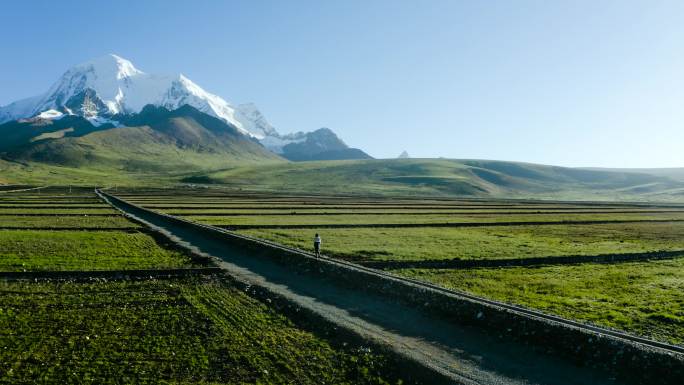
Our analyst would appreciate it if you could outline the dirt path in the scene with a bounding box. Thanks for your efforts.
[106,194,624,385]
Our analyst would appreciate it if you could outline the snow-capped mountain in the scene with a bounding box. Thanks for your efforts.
[0,54,371,159]
[0,54,268,138]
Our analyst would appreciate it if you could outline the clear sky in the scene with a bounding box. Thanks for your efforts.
[1,0,683,167]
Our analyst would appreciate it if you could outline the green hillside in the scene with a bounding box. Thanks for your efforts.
[3,157,684,201]
[1,105,283,180]
[1,105,682,201]
[178,158,684,201]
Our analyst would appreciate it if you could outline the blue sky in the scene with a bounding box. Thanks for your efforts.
[1,0,683,167]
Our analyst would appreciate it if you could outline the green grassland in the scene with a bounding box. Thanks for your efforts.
[5,157,684,202]
[0,208,117,215]
[177,159,684,201]
[0,189,406,382]
[0,106,283,187]
[0,215,136,229]
[395,260,684,345]
[182,212,684,226]
[97,189,684,349]
[238,222,684,262]
[0,278,398,384]
[0,230,193,271]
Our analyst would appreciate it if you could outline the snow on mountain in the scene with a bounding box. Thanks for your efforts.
[0,54,254,136]
[0,95,43,123]
[36,109,64,120]
[0,54,358,155]
[234,103,278,140]
[260,132,306,154]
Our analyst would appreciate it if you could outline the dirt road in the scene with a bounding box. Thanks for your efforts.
[103,192,626,385]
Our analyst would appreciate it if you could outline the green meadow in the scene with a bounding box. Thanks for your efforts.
[238,222,684,262]
[396,260,684,345]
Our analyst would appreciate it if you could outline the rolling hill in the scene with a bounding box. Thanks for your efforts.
[3,150,684,201]
[176,158,684,201]
[1,104,681,201]
[1,105,283,174]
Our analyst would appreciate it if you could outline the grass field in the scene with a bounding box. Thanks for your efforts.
[116,188,684,348]
[181,212,684,226]
[0,278,397,384]
[396,260,684,345]
[0,229,193,271]
[238,222,684,262]
[0,215,136,229]
[0,189,184,271]
[0,188,407,383]
[5,157,684,202]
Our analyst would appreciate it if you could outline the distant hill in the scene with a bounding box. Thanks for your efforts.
[1,105,282,173]
[180,158,684,201]
[3,151,684,201]
[279,128,372,162]
[584,167,684,182]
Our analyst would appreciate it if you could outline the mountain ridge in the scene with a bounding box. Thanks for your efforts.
[1,104,282,172]
[0,54,370,161]
[279,127,372,161]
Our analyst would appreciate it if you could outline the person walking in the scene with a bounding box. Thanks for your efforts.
[313,233,322,257]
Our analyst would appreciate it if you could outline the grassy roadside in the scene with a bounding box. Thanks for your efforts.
[237,222,684,262]
[395,260,684,346]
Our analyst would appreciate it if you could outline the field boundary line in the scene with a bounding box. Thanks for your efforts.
[0,186,47,194]
[113,188,684,207]
[0,213,120,217]
[0,205,110,209]
[359,249,684,269]
[0,227,140,231]
[142,204,684,210]
[0,267,223,281]
[167,209,684,216]
[214,218,684,230]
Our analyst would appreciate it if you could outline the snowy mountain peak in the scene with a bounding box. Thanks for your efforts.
[177,73,201,93]
[0,54,256,136]
[0,54,364,157]
[34,54,149,116]
[77,54,143,80]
